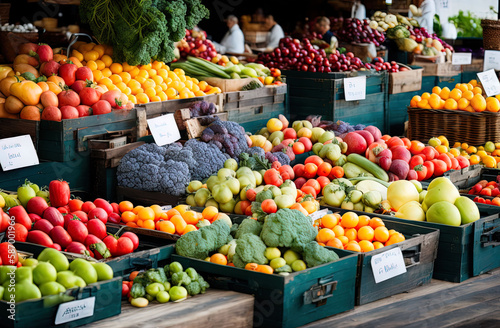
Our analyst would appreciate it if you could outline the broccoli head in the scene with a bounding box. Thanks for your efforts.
[302,242,340,268]
[175,219,231,259]
[232,233,268,268]
[186,281,201,296]
[235,218,263,239]
[260,209,317,253]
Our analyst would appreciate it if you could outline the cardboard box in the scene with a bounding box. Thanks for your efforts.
[413,62,462,77]
[389,67,423,94]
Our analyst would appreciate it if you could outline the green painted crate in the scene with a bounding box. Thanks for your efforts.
[0,242,122,328]
[38,109,138,162]
[386,91,419,136]
[226,102,286,134]
[435,74,462,89]
[284,70,387,131]
[172,249,358,328]
[462,71,479,84]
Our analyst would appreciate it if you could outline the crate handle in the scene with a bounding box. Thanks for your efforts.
[67,33,94,56]
[480,224,500,247]
[403,248,421,269]
[254,106,264,115]
[130,257,153,267]
[303,274,337,306]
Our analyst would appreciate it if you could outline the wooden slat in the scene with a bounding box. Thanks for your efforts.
[0,118,39,149]
[90,142,145,160]
[80,290,254,328]
[185,112,228,139]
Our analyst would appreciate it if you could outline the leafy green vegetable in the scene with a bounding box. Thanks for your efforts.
[80,0,209,65]
[448,11,483,38]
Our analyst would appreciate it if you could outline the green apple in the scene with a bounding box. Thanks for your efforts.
[33,262,57,285]
[291,260,307,272]
[92,262,114,281]
[318,131,335,144]
[270,258,286,270]
[145,282,165,297]
[22,258,39,267]
[39,281,66,296]
[73,276,87,288]
[0,266,16,284]
[38,248,69,272]
[424,178,460,208]
[56,271,77,289]
[311,127,325,143]
[283,250,301,265]
[70,259,98,285]
[156,290,170,303]
[264,247,281,261]
[485,141,495,153]
[169,286,187,302]
[15,266,33,283]
[188,180,203,192]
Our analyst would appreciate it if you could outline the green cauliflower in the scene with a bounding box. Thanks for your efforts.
[260,209,317,252]
[232,233,268,268]
[175,220,231,259]
[302,241,340,268]
[235,218,263,239]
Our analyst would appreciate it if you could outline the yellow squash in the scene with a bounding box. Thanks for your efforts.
[10,80,43,106]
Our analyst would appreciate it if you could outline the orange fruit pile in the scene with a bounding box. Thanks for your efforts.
[410,80,499,113]
[71,42,221,105]
[316,212,405,252]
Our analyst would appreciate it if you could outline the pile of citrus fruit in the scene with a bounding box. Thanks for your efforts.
[410,79,500,113]
[118,202,229,235]
[70,42,221,105]
[314,212,406,252]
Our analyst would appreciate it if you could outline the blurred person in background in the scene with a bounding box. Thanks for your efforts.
[264,14,285,51]
[314,16,334,43]
[409,0,436,33]
[351,0,366,20]
[213,15,245,54]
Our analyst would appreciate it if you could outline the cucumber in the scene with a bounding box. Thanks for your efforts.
[346,154,389,182]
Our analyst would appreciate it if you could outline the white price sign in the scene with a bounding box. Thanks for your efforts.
[0,135,39,171]
[147,114,181,146]
[477,69,500,97]
[371,247,407,283]
[308,209,328,224]
[55,297,95,325]
[344,76,366,101]
[161,205,172,212]
[452,53,472,65]
[483,50,500,71]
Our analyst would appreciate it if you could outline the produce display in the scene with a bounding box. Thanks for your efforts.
[447,141,500,168]
[391,26,453,56]
[0,23,38,33]
[177,29,218,61]
[314,212,405,252]
[0,244,114,302]
[411,80,499,114]
[370,11,418,32]
[337,18,385,46]
[468,178,500,198]
[123,262,209,307]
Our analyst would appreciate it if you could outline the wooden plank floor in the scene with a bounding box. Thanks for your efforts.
[304,268,500,328]
[82,289,254,328]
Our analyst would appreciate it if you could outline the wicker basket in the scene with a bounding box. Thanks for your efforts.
[0,3,10,25]
[481,19,500,50]
[407,107,500,146]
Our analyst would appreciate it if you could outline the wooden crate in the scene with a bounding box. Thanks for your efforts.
[203,77,260,92]
[389,67,423,94]
[420,165,482,189]
[115,186,183,207]
[184,112,228,139]
[415,62,462,77]
[0,118,39,149]
[172,249,358,328]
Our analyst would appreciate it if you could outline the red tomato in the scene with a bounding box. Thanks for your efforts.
[9,206,32,231]
[423,161,434,180]
[79,87,102,106]
[261,199,278,214]
[116,236,134,256]
[409,155,424,170]
[263,169,283,187]
[414,164,427,181]
[121,232,139,251]
[431,159,447,177]
[92,100,112,115]
[103,235,119,257]
[0,242,18,266]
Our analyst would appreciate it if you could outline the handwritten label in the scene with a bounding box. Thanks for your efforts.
[452,53,472,65]
[484,50,500,71]
[0,135,39,171]
[147,114,180,146]
[371,247,407,283]
[55,297,95,325]
[477,69,500,97]
[161,205,172,212]
[308,209,329,224]
[344,76,366,101]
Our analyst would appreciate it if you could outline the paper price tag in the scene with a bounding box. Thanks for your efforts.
[308,209,329,224]
[147,114,181,146]
[477,69,500,97]
[483,50,500,71]
[161,205,172,212]
[0,135,39,171]
[452,53,472,65]
[55,297,95,325]
[344,76,366,101]
[371,247,407,283]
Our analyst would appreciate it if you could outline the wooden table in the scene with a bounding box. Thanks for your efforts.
[82,289,254,328]
[304,267,500,327]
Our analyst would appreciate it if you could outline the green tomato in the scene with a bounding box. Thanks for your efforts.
[163,281,171,292]
[156,290,170,303]
[291,260,307,272]
[169,286,188,302]
[224,158,238,171]
[17,184,36,207]
[145,282,165,297]
[28,182,40,193]
[169,262,183,275]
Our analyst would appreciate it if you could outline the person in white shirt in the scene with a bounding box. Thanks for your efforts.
[213,15,245,54]
[351,0,366,20]
[409,0,436,33]
[264,15,285,52]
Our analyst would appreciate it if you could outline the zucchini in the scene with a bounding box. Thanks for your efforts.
[187,56,231,79]
[347,176,390,188]
[346,154,389,182]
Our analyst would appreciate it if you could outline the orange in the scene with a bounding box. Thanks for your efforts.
[358,226,375,241]
[417,99,431,109]
[469,155,480,165]
[121,211,136,223]
[369,217,385,229]
[138,207,155,221]
[170,215,187,234]
[136,93,149,104]
[466,83,474,91]
[457,98,469,110]
[469,79,478,87]
[137,219,144,227]
[321,214,339,229]
[101,55,113,67]
[129,67,140,78]
[158,220,176,234]
[338,235,349,245]
[332,225,345,237]
[471,94,487,112]
[359,240,375,252]
[373,241,385,249]
[182,224,197,235]
[487,98,500,113]
[388,229,398,236]
[132,205,144,214]
[435,145,448,154]
[345,241,361,252]
[444,98,458,110]
[149,204,164,220]
[101,68,112,78]
[344,228,358,242]
[84,50,99,62]
[431,86,441,95]
[472,87,483,95]
[428,93,441,109]
[173,204,189,215]
[410,95,421,108]
[449,88,462,101]
[202,206,218,221]
[482,155,497,168]
[462,90,474,100]
[439,87,450,100]
[210,253,228,265]
[86,60,98,71]
[354,215,371,230]
[182,211,199,225]
[166,208,181,219]
[143,219,155,230]
[92,70,104,82]
[316,228,336,244]
[257,265,274,274]
[301,201,317,214]
[144,87,156,98]
[458,84,468,93]
[119,201,134,213]
[340,212,359,228]
[421,92,431,99]
[109,74,122,84]
[385,232,405,246]
[95,59,106,70]
[326,238,343,249]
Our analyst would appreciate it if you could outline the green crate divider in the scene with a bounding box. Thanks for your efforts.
[172,250,358,328]
[386,91,420,136]
[227,102,286,135]
[473,214,500,276]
